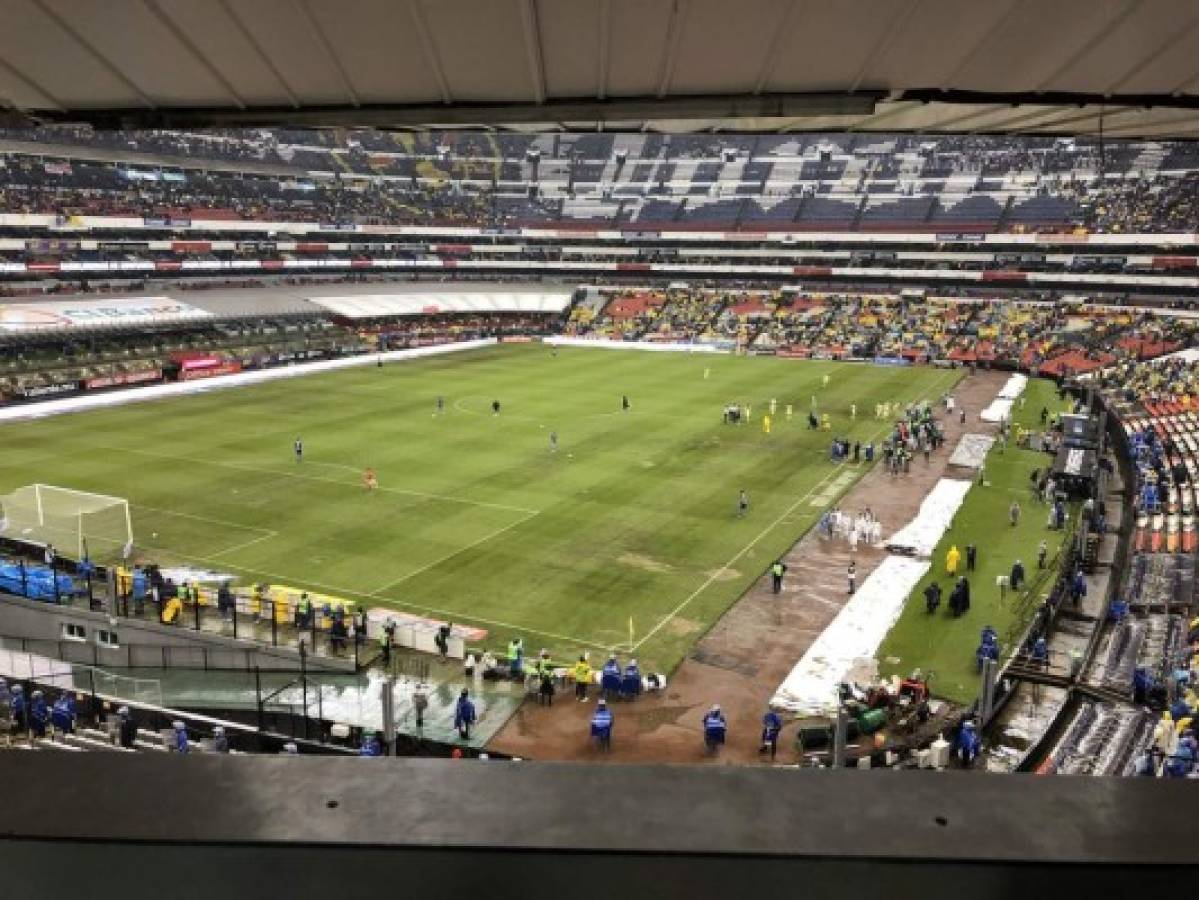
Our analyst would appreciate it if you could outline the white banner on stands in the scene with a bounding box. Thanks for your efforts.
[0,340,496,424]
[770,555,931,714]
[885,478,972,557]
[545,336,729,354]
[0,296,211,333]
[308,291,572,317]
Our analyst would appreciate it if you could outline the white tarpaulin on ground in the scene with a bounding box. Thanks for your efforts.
[980,373,1028,422]
[770,555,931,714]
[885,478,973,557]
[948,433,995,470]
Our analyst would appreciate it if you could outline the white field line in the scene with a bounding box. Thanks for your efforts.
[96,444,541,516]
[632,368,961,652]
[132,502,275,535]
[207,530,280,559]
[369,510,540,594]
[146,546,607,651]
[630,463,850,653]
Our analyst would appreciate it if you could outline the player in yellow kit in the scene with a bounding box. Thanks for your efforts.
[763,414,772,434]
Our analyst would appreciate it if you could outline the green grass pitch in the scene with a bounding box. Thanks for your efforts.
[876,377,1076,704]
[0,344,961,672]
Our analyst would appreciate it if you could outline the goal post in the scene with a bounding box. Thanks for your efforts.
[0,484,133,563]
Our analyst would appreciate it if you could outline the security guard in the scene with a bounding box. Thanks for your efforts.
[507,637,524,677]
[378,627,391,666]
[770,560,787,594]
[572,655,592,702]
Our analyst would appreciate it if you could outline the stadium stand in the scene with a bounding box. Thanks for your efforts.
[0,128,1197,233]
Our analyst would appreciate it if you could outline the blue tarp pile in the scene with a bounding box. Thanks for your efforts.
[0,561,73,602]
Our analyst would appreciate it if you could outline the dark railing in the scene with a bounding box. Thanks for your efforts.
[1,539,372,671]
[0,633,269,673]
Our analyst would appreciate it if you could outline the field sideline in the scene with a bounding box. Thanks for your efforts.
[0,344,960,671]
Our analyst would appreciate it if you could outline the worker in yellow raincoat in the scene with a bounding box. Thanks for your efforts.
[946,544,961,576]
[162,595,183,624]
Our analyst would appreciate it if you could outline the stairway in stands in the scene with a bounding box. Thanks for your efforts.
[1130,143,1167,177]
[6,722,169,753]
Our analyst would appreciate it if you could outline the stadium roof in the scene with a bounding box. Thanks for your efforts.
[1,0,1197,139]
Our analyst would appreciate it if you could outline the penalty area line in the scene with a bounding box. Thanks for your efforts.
[132,503,276,535]
[207,530,281,559]
[368,510,540,595]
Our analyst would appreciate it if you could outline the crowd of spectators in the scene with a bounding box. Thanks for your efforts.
[1099,353,1199,405]
[567,288,1197,375]
[0,128,1195,232]
[1068,173,1199,234]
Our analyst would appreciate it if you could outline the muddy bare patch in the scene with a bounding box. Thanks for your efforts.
[666,616,703,637]
[618,552,674,574]
[632,704,694,734]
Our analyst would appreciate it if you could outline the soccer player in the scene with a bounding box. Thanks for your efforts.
[737,489,749,518]
[763,414,771,434]
[435,396,445,415]
[549,431,558,453]
[364,468,378,492]
[851,403,857,420]
[769,398,777,416]
[294,436,303,463]
[823,374,830,388]
[622,395,630,412]
[492,399,501,416]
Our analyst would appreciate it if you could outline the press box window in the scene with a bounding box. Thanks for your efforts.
[96,629,119,649]
[61,623,86,642]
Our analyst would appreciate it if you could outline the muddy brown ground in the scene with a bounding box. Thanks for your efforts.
[488,370,1007,764]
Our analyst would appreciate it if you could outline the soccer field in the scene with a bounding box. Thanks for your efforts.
[0,344,960,672]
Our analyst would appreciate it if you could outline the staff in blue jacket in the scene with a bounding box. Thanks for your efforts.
[703,705,727,754]
[620,659,642,700]
[172,720,190,754]
[955,720,980,767]
[759,708,782,759]
[590,699,613,751]
[29,690,47,739]
[10,684,26,734]
[50,693,75,735]
[454,688,477,740]
[600,654,622,699]
[359,731,383,757]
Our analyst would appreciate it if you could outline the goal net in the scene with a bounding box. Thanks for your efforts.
[0,484,133,563]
